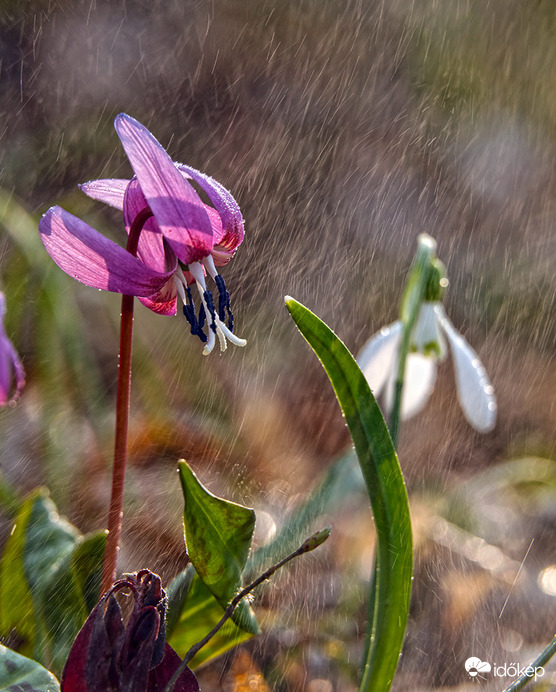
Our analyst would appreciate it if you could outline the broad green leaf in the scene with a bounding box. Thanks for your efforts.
[70,533,106,613]
[34,531,106,673]
[285,297,412,692]
[178,461,259,634]
[167,566,253,669]
[0,490,106,675]
[0,644,60,692]
[0,492,37,657]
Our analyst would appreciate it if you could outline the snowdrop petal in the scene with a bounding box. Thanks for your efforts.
[396,353,437,419]
[439,310,497,432]
[412,302,447,359]
[357,322,402,397]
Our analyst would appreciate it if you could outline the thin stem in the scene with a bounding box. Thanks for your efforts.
[163,529,330,692]
[389,235,437,447]
[100,208,153,595]
[502,634,556,692]
[389,330,411,448]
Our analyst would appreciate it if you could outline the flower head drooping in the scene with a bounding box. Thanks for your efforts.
[39,114,246,355]
[0,292,25,406]
[357,236,497,433]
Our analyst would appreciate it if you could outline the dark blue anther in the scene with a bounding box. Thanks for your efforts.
[203,290,217,334]
[183,286,207,343]
[198,304,206,330]
[215,274,235,331]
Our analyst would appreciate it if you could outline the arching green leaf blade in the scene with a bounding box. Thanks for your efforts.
[285,297,412,692]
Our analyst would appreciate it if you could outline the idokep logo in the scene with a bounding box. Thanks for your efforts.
[464,656,545,683]
[465,657,491,679]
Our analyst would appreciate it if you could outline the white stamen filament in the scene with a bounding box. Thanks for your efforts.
[202,254,218,280]
[173,273,187,304]
[188,261,247,355]
[189,262,247,356]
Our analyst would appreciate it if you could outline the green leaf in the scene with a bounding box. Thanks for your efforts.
[178,461,259,634]
[0,493,37,657]
[0,644,60,692]
[167,566,253,669]
[0,490,106,675]
[285,297,412,692]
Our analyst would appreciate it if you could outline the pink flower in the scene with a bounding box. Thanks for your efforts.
[39,114,246,355]
[0,292,25,406]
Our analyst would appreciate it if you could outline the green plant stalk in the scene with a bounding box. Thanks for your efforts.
[389,234,437,447]
[502,634,556,692]
[100,208,153,595]
[286,297,412,692]
[164,528,331,692]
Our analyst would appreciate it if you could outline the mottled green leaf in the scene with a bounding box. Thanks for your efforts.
[178,461,259,633]
[0,493,36,657]
[167,566,252,669]
[0,643,60,692]
[0,490,105,675]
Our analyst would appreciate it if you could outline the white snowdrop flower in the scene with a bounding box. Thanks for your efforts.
[357,302,497,432]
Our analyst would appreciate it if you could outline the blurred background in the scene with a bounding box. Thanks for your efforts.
[1,0,556,689]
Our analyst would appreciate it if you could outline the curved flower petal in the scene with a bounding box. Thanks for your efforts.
[79,179,129,210]
[0,295,25,406]
[123,179,175,273]
[357,321,402,397]
[437,306,497,432]
[412,301,447,359]
[123,180,178,315]
[114,114,214,264]
[386,353,437,420]
[177,164,244,252]
[39,206,174,297]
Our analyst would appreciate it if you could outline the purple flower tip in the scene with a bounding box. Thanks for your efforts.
[0,292,25,407]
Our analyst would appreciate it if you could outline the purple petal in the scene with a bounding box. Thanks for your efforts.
[123,180,178,315]
[39,206,175,297]
[79,179,129,210]
[147,643,200,692]
[124,179,176,273]
[0,294,25,406]
[0,336,25,406]
[177,164,244,251]
[115,114,214,264]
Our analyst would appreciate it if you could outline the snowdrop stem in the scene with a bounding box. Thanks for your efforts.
[389,329,412,448]
[390,235,437,447]
[101,207,153,596]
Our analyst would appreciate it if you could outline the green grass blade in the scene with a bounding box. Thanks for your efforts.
[285,297,412,692]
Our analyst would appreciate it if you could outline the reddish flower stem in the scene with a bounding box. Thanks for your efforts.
[101,207,154,595]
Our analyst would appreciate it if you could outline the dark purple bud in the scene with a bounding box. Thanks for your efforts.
[61,570,198,692]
